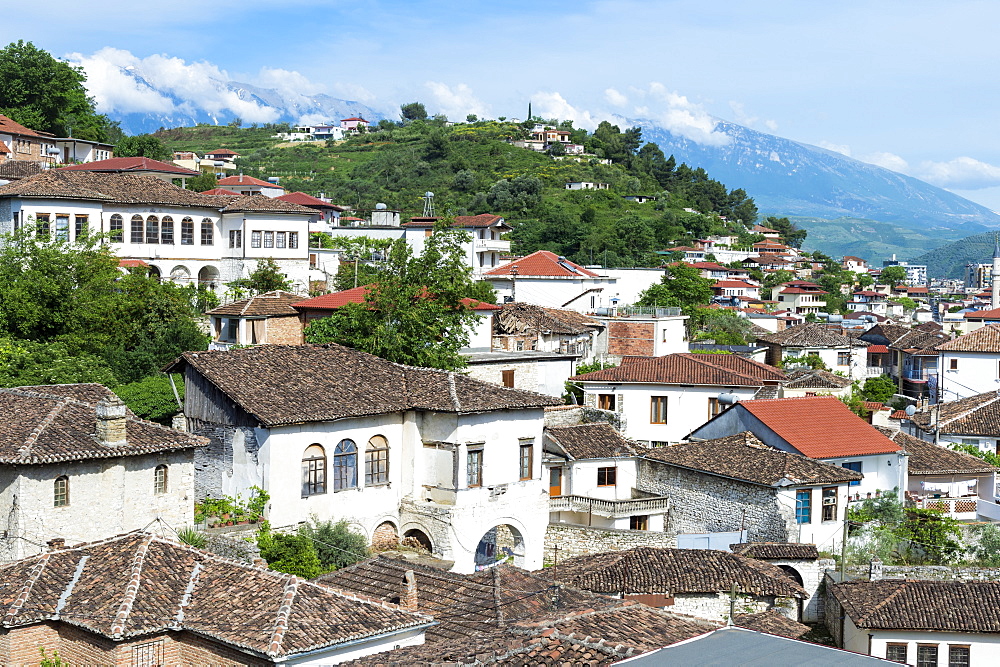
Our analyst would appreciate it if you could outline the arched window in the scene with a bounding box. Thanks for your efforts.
[181,217,194,245]
[334,439,358,490]
[145,215,159,244]
[109,214,124,243]
[200,218,214,245]
[302,444,326,497]
[161,216,174,245]
[54,476,69,507]
[154,464,168,494]
[130,215,144,244]
[366,435,389,485]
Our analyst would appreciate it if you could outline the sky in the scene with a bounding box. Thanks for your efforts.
[8,0,1000,208]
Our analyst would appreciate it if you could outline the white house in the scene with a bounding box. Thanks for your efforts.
[485,250,617,313]
[935,324,1000,401]
[166,344,562,574]
[907,390,1000,456]
[0,385,204,562]
[403,213,512,277]
[688,396,907,502]
[758,323,869,381]
[570,353,787,445]
[216,174,285,197]
[0,170,315,294]
[55,137,114,164]
[774,280,828,315]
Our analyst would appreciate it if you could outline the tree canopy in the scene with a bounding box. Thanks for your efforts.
[115,134,172,161]
[637,263,714,310]
[881,265,908,289]
[400,102,428,121]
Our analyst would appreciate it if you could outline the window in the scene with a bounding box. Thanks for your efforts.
[36,213,50,239]
[154,464,168,494]
[519,443,533,480]
[650,396,668,424]
[144,215,159,244]
[949,645,970,667]
[501,369,515,388]
[264,231,274,248]
[885,644,907,663]
[837,351,850,366]
[916,644,938,667]
[181,217,194,245]
[12,210,19,232]
[333,439,358,490]
[301,444,327,496]
[795,489,812,523]
[950,358,958,370]
[843,461,862,486]
[74,215,88,240]
[276,231,287,248]
[251,230,262,248]
[54,476,69,507]
[109,214,124,242]
[131,215,144,243]
[229,230,242,248]
[630,515,649,530]
[161,216,174,244]
[708,397,721,419]
[822,487,838,521]
[598,394,616,411]
[54,214,70,241]
[365,435,389,485]
[131,639,165,667]
[289,232,298,249]
[597,466,617,487]
[200,219,214,245]
[467,449,483,487]
[515,340,524,351]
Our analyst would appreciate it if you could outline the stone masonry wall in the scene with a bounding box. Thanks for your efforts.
[846,563,1000,582]
[544,523,674,563]
[265,315,304,345]
[464,360,540,394]
[191,423,260,500]
[543,405,622,430]
[638,460,792,544]
[607,321,654,357]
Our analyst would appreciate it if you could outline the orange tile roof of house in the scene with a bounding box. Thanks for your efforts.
[217,174,283,189]
[59,156,199,176]
[936,324,1000,352]
[276,191,345,210]
[485,250,601,278]
[571,353,784,387]
[737,396,900,458]
[205,148,240,156]
[965,308,1000,320]
[200,187,241,195]
[118,259,150,268]
[713,280,758,288]
[403,213,507,228]
[0,114,49,138]
[293,285,500,311]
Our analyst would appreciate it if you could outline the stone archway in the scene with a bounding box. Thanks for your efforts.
[475,524,525,570]
[198,265,221,289]
[169,265,191,283]
[148,265,162,280]
[402,528,432,553]
[372,521,399,551]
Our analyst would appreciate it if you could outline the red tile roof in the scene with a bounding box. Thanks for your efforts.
[293,285,500,311]
[59,156,199,176]
[0,113,48,138]
[217,174,283,189]
[736,396,900,458]
[403,213,507,228]
[205,148,239,156]
[341,117,368,122]
[965,307,1000,320]
[714,280,758,288]
[866,344,889,353]
[118,259,149,268]
[276,191,345,210]
[486,250,601,278]
[571,353,784,387]
[936,323,1000,352]
[200,187,241,195]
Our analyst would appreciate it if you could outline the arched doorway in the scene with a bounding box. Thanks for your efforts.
[148,265,162,280]
[169,265,191,284]
[475,524,525,570]
[778,565,805,620]
[198,265,220,290]
[372,521,399,551]
[402,528,432,553]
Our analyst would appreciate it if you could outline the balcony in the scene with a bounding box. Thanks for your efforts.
[549,494,671,519]
[917,496,980,520]
[904,368,932,381]
[209,340,237,351]
[474,238,511,253]
[862,366,887,378]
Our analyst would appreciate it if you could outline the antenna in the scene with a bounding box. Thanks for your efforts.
[422,192,435,217]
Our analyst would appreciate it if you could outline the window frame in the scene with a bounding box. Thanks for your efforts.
[200,219,214,246]
[276,231,287,248]
[54,475,69,507]
[948,644,970,667]
[519,442,533,481]
[333,439,358,491]
[251,230,262,248]
[301,444,327,497]
[264,231,274,248]
[597,466,617,487]
[130,214,143,244]
[843,461,862,486]
[949,358,958,370]
[145,215,160,244]
[229,229,242,248]
[161,216,174,245]
[467,448,483,488]
[109,214,124,243]
[837,351,851,366]
[822,486,838,522]
[501,369,515,387]
[598,393,616,411]
[365,435,389,485]
[154,464,168,494]
[885,643,907,663]
[74,214,88,240]
[181,217,194,245]
[708,396,721,419]
[54,214,70,242]
[35,213,51,240]
[289,231,298,249]
[916,643,938,667]
[650,395,668,424]
[795,489,812,524]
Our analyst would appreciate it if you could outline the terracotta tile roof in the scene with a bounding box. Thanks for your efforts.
[937,324,1000,352]
[866,344,889,353]
[165,344,561,428]
[545,424,642,460]
[752,225,779,233]
[403,213,507,228]
[0,385,205,464]
[118,259,150,268]
[758,324,858,348]
[205,148,240,156]
[644,432,862,486]
[319,555,617,642]
[494,302,600,336]
[571,353,783,387]
[713,280,759,288]
[206,290,304,317]
[735,396,900,458]
[219,194,313,214]
[890,327,950,353]
[830,579,1000,632]
[0,532,431,659]
[275,191,346,210]
[863,401,890,412]
[965,307,1000,320]
[730,543,820,560]
[910,391,1000,437]
[200,187,241,195]
[341,117,368,122]
[732,610,810,639]
[217,174,283,189]
[877,427,999,474]
[0,113,50,138]
[293,286,499,312]
[485,251,601,278]
[545,546,806,598]
[0,160,44,180]
[782,368,853,389]
[0,171,233,208]
[59,156,199,176]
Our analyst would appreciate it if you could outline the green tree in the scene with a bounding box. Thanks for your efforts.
[637,263,714,310]
[857,273,874,288]
[0,40,118,141]
[881,265,908,289]
[691,308,756,345]
[226,258,293,297]
[762,269,795,299]
[466,114,478,122]
[400,102,428,121]
[890,296,917,312]
[762,216,807,248]
[0,338,117,388]
[305,219,481,370]
[256,526,323,578]
[299,518,370,571]
[861,375,897,403]
[115,374,184,425]
[187,172,218,192]
[115,134,172,161]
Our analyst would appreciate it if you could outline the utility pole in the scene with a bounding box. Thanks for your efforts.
[840,516,849,581]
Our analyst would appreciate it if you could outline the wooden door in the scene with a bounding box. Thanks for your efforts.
[549,467,562,497]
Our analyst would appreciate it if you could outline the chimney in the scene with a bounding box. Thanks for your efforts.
[47,537,65,550]
[401,570,418,611]
[869,557,883,582]
[252,556,267,569]
[96,396,128,447]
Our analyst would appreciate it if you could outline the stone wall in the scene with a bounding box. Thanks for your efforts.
[638,460,792,544]
[672,591,794,622]
[464,359,540,394]
[191,423,261,500]
[543,405,622,430]
[544,523,674,563]
[846,563,1000,582]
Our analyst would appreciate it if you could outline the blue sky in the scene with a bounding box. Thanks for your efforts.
[9,0,1000,208]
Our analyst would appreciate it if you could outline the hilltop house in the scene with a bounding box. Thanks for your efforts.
[0,114,58,166]
[205,290,305,349]
[216,174,285,197]
[570,353,787,445]
[484,250,617,313]
[165,344,561,573]
[774,280,827,315]
[757,324,869,380]
[935,324,1000,402]
[0,385,204,562]
[402,213,512,277]
[341,116,370,132]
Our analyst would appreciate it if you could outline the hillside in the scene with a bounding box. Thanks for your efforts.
[911,232,998,279]
[788,216,978,264]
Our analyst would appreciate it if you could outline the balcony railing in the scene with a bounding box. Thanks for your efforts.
[904,369,932,381]
[474,238,511,252]
[863,366,887,378]
[612,306,683,318]
[549,494,671,518]
[917,496,979,518]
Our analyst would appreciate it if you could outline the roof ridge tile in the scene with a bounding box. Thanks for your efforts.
[18,397,70,461]
[110,533,154,638]
[2,552,50,627]
[267,575,300,656]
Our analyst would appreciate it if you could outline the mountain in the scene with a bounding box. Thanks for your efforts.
[909,232,999,279]
[639,120,1000,260]
[106,65,383,135]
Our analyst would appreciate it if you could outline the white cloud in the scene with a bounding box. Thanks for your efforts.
[818,141,852,157]
[605,88,628,107]
[640,83,731,146]
[330,82,377,105]
[425,82,490,120]
[531,92,602,130]
[764,119,778,131]
[66,48,176,115]
[913,156,1000,190]
[861,151,910,173]
[728,101,756,126]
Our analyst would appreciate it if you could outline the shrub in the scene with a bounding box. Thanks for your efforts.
[299,518,369,571]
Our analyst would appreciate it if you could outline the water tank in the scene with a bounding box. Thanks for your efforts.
[267,176,280,184]
[375,203,387,210]
[718,392,741,405]
[828,314,843,323]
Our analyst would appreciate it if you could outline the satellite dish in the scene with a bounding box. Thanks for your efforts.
[425,192,434,198]
[905,405,916,417]
[375,203,387,210]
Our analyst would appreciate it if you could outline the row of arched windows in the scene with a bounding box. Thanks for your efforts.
[301,436,389,497]
[109,214,213,246]
[53,465,168,507]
